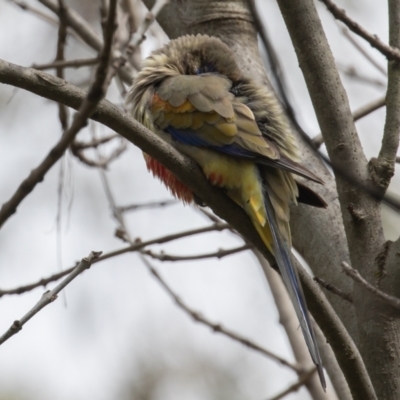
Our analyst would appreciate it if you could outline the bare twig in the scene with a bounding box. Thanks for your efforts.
[33,57,99,71]
[0,0,118,229]
[338,63,386,87]
[71,138,128,169]
[0,223,230,298]
[0,251,102,346]
[140,255,301,372]
[266,367,317,400]
[320,0,400,62]
[128,0,169,50]
[341,27,387,76]
[314,277,353,303]
[341,262,400,310]
[143,244,251,262]
[118,199,178,213]
[10,0,60,25]
[72,133,119,150]
[312,96,386,149]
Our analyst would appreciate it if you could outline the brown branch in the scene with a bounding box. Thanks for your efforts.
[118,199,178,212]
[312,96,386,149]
[140,255,301,372]
[0,0,118,229]
[341,27,387,76]
[37,0,135,83]
[55,0,68,131]
[266,367,317,400]
[0,223,229,297]
[143,244,251,262]
[338,63,386,87]
[320,0,400,62]
[0,251,102,346]
[341,262,400,310]
[72,133,119,149]
[375,0,400,192]
[71,138,128,169]
[314,277,353,303]
[128,0,169,50]
[32,57,99,71]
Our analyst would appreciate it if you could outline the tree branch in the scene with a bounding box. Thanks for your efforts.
[0,0,119,229]
[375,0,400,191]
[140,255,301,372]
[0,251,102,345]
[320,0,400,62]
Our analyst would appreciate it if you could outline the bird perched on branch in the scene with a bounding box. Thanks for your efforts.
[127,34,327,388]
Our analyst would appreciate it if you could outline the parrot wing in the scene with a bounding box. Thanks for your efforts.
[151,74,323,184]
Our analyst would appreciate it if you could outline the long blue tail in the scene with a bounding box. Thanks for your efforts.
[264,185,326,389]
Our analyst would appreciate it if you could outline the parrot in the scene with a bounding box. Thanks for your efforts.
[126,34,327,388]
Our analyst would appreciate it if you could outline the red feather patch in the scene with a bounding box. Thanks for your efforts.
[144,154,194,204]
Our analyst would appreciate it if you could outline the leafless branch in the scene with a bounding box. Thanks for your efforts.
[320,0,400,62]
[341,27,387,76]
[312,96,386,148]
[338,63,386,87]
[314,277,353,303]
[32,57,99,71]
[0,0,119,229]
[140,255,301,372]
[72,133,120,150]
[266,367,317,400]
[143,244,251,262]
[0,251,102,346]
[118,199,178,213]
[375,0,400,192]
[341,262,400,310]
[71,138,128,169]
[128,0,169,50]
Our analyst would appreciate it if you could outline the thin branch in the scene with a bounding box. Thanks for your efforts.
[118,199,178,213]
[128,0,169,50]
[320,0,400,62]
[338,63,386,87]
[341,27,387,76]
[0,251,102,346]
[341,262,400,310]
[72,133,119,149]
[314,277,353,303]
[143,244,251,262]
[312,96,386,148]
[0,0,118,229]
[0,223,230,297]
[266,367,317,400]
[32,57,99,71]
[71,138,128,169]
[375,0,400,191]
[37,0,135,83]
[140,255,301,372]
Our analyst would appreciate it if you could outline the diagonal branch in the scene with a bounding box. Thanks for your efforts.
[0,251,102,346]
[0,1,118,229]
[341,262,400,310]
[320,0,400,62]
[140,255,301,372]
